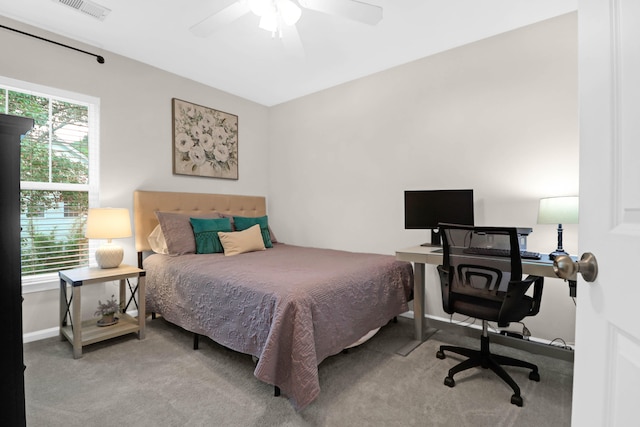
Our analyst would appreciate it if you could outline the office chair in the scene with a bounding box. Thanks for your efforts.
[436,223,544,406]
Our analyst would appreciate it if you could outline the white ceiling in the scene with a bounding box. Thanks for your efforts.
[0,0,577,106]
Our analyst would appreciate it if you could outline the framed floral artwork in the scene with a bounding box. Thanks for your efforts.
[172,98,238,179]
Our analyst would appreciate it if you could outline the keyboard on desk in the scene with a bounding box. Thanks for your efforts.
[463,247,541,260]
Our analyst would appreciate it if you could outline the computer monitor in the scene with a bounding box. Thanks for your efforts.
[404,189,475,246]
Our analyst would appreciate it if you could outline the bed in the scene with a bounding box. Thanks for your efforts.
[133,190,413,409]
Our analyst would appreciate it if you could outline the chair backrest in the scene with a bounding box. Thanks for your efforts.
[438,223,542,324]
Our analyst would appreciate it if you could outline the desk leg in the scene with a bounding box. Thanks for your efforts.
[396,262,427,356]
[72,286,82,359]
[413,262,426,341]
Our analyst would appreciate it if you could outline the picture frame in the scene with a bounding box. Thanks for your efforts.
[172,98,238,180]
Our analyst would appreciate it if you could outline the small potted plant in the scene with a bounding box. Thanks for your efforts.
[95,295,120,326]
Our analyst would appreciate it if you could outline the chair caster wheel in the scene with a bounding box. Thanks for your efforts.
[436,350,445,359]
[529,371,540,382]
[511,394,523,407]
[444,376,455,387]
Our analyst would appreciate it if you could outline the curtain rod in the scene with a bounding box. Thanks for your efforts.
[0,24,105,64]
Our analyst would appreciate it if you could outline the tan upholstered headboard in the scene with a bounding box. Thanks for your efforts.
[133,190,267,253]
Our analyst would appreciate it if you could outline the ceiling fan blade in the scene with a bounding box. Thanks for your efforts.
[190,1,250,37]
[281,25,305,59]
[298,0,382,25]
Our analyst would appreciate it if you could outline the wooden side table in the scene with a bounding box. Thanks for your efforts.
[58,264,146,358]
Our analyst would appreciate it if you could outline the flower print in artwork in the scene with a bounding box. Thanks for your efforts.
[172,98,238,179]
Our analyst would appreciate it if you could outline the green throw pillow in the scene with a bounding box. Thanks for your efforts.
[190,217,232,254]
[233,215,272,248]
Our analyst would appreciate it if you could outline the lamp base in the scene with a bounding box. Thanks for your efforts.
[548,249,569,260]
[95,243,124,268]
[548,223,570,261]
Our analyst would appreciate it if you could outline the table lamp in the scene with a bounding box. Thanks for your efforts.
[85,208,132,268]
[537,196,579,260]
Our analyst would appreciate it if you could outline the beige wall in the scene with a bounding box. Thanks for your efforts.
[0,16,270,336]
[268,13,578,343]
[2,12,579,344]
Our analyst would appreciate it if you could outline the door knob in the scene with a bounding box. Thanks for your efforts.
[553,252,598,282]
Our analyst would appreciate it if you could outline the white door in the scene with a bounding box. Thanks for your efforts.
[573,0,640,425]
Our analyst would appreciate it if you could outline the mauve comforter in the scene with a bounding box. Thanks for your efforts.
[143,243,413,409]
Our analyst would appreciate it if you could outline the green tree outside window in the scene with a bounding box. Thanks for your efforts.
[3,88,92,274]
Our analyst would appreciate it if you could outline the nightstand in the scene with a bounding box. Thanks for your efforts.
[58,264,146,358]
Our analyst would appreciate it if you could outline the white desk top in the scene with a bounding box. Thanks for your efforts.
[395,245,567,279]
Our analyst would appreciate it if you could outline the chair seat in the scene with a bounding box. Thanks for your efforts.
[451,294,535,324]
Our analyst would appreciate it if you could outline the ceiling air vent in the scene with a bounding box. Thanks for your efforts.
[51,0,111,21]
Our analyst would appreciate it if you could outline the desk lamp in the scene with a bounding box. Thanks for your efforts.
[85,208,132,268]
[537,196,579,260]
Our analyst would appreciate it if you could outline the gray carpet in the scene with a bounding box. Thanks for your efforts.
[24,316,573,426]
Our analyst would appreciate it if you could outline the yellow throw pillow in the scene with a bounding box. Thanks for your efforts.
[217,224,266,256]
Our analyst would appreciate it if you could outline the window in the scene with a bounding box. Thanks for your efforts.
[0,77,99,286]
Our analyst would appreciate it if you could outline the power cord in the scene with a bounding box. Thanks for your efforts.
[548,337,574,350]
[450,318,572,350]
[449,314,476,327]
[488,322,501,334]
[491,321,531,340]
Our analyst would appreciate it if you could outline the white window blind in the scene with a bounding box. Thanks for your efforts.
[0,77,99,282]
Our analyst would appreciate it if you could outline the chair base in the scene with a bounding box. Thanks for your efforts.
[436,334,540,407]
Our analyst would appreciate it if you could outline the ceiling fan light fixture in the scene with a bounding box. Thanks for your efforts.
[251,0,300,37]
[258,11,279,32]
[248,0,272,17]
[277,0,302,25]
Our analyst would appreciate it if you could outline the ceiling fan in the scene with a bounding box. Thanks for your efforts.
[190,0,383,56]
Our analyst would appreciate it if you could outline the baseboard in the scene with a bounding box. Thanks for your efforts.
[400,310,574,362]
[23,310,140,343]
[23,327,59,343]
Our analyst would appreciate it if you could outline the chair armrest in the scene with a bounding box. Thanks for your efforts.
[437,265,454,314]
[524,275,544,316]
[499,275,544,323]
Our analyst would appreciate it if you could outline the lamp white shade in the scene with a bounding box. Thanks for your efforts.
[537,196,579,224]
[86,208,132,268]
[86,208,132,239]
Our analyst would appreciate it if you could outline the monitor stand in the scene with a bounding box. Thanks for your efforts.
[420,229,442,247]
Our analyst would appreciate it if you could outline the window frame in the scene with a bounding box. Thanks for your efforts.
[0,76,100,293]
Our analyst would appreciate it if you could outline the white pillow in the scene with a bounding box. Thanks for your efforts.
[147,224,169,254]
[217,224,266,256]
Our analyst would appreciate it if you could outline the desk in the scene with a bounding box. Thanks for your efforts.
[395,245,574,360]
